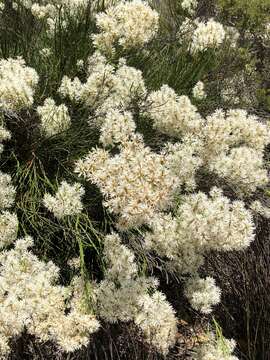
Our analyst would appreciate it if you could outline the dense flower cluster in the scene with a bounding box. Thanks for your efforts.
[75,137,178,229]
[0,236,100,356]
[190,19,226,53]
[146,84,203,137]
[184,276,221,314]
[59,53,146,115]
[93,233,177,354]
[193,81,207,100]
[0,211,18,248]
[0,57,38,111]
[144,187,254,274]
[43,181,85,218]
[0,171,16,209]
[37,98,71,137]
[181,0,198,15]
[195,335,238,360]
[92,0,159,53]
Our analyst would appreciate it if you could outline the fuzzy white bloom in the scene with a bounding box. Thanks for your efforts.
[31,3,57,19]
[58,76,83,102]
[43,181,85,218]
[0,125,11,143]
[76,59,84,69]
[103,233,138,282]
[146,85,203,137]
[135,291,177,354]
[162,136,202,191]
[0,57,39,111]
[60,54,146,116]
[181,0,197,15]
[100,109,136,146]
[145,213,204,274]
[92,0,159,53]
[209,147,269,195]
[195,335,238,360]
[250,200,270,219]
[75,138,178,229]
[37,98,71,137]
[202,109,270,160]
[0,237,100,356]
[193,81,206,100]
[0,172,16,209]
[0,212,18,248]
[94,232,176,353]
[177,188,255,251]
[184,276,221,314]
[190,19,226,53]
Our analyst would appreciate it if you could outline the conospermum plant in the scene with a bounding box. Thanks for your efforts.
[0,0,269,358]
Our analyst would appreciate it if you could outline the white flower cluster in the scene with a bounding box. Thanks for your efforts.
[146,84,203,138]
[193,81,207,100]
[0,124,11,155]
[250,200,270,219]
[92,0,159,54]
[75,137,178,229]
[190,19,226,53]
[0,57,38,111]
[144,188,254,274]
[202,109,270,194]
[162,136,202,191]
[43,181,85,218]
[37,98,71,137]
[184,276,221,314]
[99,109,136,147]
[59,53,146,115]
[181,0,197,15]
[94,233,177,354]
[31,3,57,19]
[209,147,268,195]
[0,171,16,209]
[0,211,18,248]
[195,335,238,360]
[0,236,100,356]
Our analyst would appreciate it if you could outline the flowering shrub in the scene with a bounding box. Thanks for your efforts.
[0,0,269,358]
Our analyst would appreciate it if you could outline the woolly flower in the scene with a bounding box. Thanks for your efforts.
[0,57,39,111]
[184,276,221,314]
[195,335,238,360]
[58,76,83,102]
[135,291,177,354]
[192,81,206,100]
[162,136,202,191]
[0,172,16,209]
[0,212,18,248]
[225,26,240,48]
[31,3,57,19]
[0,236,100,357]
[103,233,138,282]
[181,0,197,15]
[92,0,159,53]
[0,125,11,143]
[43,181,85,218]
[202,109,270,160]
[177,188,255,251]
[250,200,270,219]
[190,19,226,53]
[209,147,268,195]
[60,53,146,115]
[146,85,203,138]
[100,109,136,146]
[94,233,176,353]
[37,98,71,137]
[75,138,178,229]
[145,213,204,274]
